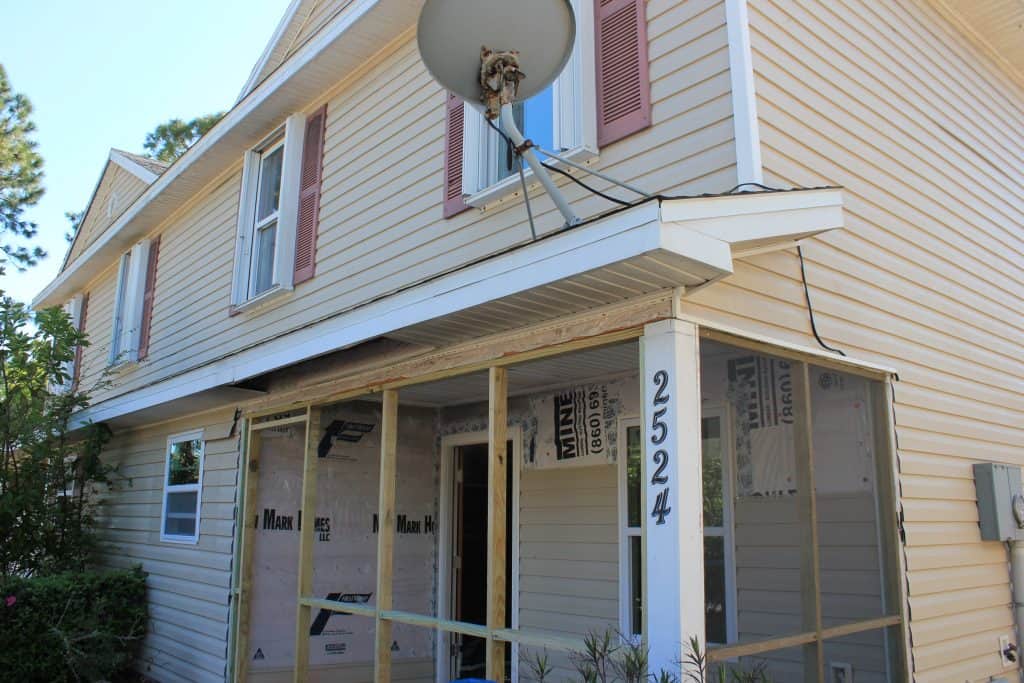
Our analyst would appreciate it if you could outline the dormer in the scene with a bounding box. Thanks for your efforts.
[62,149,168,272]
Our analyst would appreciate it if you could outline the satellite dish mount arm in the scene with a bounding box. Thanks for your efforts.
[481,47,580,228]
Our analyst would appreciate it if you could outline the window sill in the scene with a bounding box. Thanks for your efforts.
[229,284,292,316]
[465,146,598,210]
[108,358,140,374]
[159,534,199,545]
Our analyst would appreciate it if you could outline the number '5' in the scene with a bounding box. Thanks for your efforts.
[650,407,668,445]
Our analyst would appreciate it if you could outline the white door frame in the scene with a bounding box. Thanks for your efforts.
[437,426,522,683]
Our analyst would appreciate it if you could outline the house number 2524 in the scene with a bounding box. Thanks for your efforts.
[650,369,672,525]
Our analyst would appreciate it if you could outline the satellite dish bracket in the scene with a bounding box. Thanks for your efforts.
[480,48,580,228]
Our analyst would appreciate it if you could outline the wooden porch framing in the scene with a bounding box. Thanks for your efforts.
[227,307,910,682]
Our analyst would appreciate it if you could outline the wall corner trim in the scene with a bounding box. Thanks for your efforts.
[725,0,764,186]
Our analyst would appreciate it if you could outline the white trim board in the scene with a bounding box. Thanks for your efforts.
[724,0,763,186]
[69,189,844,428]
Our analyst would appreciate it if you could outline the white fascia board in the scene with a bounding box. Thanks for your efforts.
[237,0,305,103]
[660,188,844,250]
[71,202,736,426]
[34,0,392,311]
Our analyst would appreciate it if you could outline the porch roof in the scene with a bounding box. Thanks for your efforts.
[78,187,844,428]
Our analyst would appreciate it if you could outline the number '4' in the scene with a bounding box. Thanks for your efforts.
[651,488,672,525]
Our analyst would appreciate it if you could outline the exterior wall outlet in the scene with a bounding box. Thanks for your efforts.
[998,634,1016,668]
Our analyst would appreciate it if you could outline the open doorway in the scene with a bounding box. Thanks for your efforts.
[439,431,520,683]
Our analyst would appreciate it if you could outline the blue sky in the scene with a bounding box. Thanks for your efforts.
[2,0,290,305]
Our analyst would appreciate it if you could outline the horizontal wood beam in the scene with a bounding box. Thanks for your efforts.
[244,293,671,414]
[297,598,586,651]
[706,615,901,663]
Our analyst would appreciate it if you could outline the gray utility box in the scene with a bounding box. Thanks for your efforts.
[974,463,1024,542]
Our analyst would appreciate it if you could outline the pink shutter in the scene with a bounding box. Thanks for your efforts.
[293,105,327,285]
[137,235,161,361]
[442,92,470,218]
[72,292,89,390]
[594,0,652,147]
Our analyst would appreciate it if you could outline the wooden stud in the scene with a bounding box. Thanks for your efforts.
[375,390,399,683]
[486,367,508,682]
[293,407,319,683]
[792,361,824,683]
[235,427,263,683]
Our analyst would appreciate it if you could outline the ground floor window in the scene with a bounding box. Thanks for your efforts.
[620,410,737,644]
[160,430,204,543]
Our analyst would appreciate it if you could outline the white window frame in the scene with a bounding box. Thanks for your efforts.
[231,113,306,309]
[461,0,597,207]
[701,403,739,646]
[159,429,205,544]
[617,408,738,645]
[53,294,86,393]
[617,416,644,639]
[109,239,150,366]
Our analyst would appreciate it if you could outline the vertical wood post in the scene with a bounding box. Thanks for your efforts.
[293,407,320,683]
[236,427,262,682]
[486,367,509,682]
[792,362,824,682]
[640,319,704,675]
[375,390,399,683]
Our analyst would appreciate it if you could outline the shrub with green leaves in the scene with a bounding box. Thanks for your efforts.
[0,566,147,682]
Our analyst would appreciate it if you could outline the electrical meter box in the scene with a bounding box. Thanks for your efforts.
[973,463,1024,542]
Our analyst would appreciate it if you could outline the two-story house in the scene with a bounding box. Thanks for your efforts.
[34,1,1024,682]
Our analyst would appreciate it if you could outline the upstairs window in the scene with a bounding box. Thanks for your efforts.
[251,139,284,297]
[160,430,204,544]
[461,0,594,203]
[110,239,158,366]
[443,0,651,213]
[232,107,327,309]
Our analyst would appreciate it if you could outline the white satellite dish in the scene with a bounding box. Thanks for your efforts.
[418,0,581,227]
[417,0,576,106]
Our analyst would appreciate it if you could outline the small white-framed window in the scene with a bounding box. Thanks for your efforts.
[110,240,150,366]
[232,113,305,307]
[160,430,205,544]
[461,0,596,205]
[618,407,738,644]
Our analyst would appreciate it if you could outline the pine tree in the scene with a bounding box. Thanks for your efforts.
[143,112,224,163]
[0,65,45,271]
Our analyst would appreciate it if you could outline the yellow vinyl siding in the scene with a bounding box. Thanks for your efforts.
[96,408,240,683]
[518,464,619,680]
[76,0,738,412]
[668,0,1024,680]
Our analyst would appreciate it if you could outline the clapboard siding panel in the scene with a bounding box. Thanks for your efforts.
[518,464,619,681]
[702,1,1024,680]
[95,408,240,682]
[75,0,736,417]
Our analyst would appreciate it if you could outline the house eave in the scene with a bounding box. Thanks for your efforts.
[69,188,844,427]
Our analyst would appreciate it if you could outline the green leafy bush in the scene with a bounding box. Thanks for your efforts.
[0,566,147,682]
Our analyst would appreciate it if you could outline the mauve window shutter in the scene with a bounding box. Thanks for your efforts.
[72,292,89,389]
[594,0,652,147]
[137,235,161,360]
[293,105,327,285]
[442,92,470,218]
